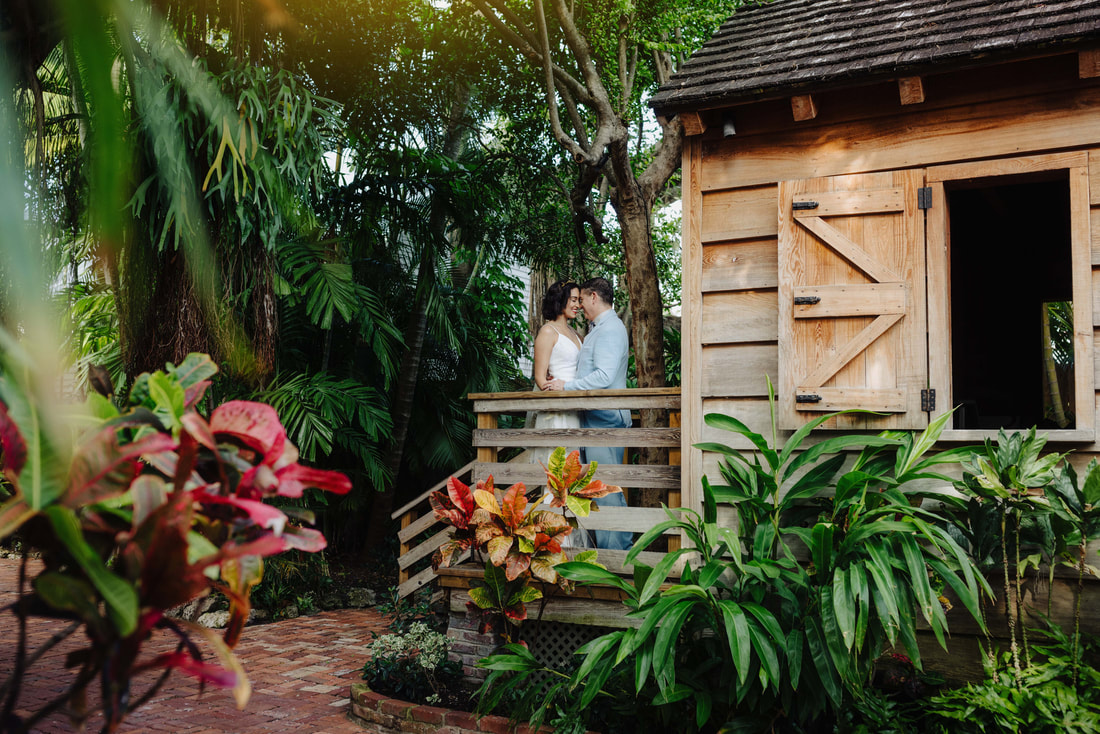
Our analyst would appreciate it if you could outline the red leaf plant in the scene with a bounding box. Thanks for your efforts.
[430,450,617,640]
[0,354,351,732]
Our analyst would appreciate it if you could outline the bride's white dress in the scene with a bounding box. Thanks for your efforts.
[530,331,588,547]
[532,330,582,436]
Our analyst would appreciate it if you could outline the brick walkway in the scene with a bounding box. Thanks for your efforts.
[0,558,389,733]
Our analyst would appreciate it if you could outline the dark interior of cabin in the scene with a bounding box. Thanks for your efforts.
[948,174,1074,430]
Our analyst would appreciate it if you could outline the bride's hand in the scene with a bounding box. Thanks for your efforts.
[547,378,565,391]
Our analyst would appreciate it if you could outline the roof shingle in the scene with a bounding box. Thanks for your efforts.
[650,0,1100,114]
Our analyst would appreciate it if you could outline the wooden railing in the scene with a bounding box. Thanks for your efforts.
[392,388,682,598]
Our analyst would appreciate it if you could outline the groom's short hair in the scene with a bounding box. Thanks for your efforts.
[580,277,614,306]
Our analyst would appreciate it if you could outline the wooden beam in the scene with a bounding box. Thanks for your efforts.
[473,427,680,448]
[791,94,818,122]
[472,462,680,489]
[898,76,925,105]
[1080,49,1100,79]
[680,110,707,136]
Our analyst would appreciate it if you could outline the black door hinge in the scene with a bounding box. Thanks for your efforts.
[796,394,822,404]
[917,187,932,210]
[921,388,936,412]
[792,200,819,210]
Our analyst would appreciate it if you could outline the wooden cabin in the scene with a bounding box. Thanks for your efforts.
[398,0,1100,680]
[648,0,1100,502]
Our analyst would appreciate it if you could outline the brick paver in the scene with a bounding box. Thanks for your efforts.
[0,558,387,732]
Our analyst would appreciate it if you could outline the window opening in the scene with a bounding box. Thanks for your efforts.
[947,175,1073,430]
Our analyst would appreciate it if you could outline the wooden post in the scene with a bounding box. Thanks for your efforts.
[667,410,682,553]
[398,511,414,586]
[477,412,498,464]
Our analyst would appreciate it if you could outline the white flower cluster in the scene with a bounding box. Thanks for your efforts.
[368,622,452,672]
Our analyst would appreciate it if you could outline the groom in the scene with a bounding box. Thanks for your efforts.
[548,277,632,550]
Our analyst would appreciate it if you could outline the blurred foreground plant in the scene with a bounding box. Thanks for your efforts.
[0,352,350,733]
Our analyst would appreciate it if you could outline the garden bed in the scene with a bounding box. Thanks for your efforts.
[349,682,598,734]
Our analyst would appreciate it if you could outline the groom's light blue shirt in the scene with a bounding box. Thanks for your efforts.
[563,309,628,392]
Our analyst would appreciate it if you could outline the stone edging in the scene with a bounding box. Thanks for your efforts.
[349,682,594,734]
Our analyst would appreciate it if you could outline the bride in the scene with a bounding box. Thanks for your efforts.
[531,280,583,435]
[530,281,588,547]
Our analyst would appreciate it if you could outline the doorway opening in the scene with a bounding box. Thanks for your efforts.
[947,174,1074,430]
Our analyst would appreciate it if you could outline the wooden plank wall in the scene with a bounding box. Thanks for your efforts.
[681,68,1100,496]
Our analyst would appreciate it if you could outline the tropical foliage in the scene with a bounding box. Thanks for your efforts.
[0,352,350,732]
[477,400,991,732]
[430,449,618,636]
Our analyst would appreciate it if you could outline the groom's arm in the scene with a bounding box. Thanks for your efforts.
[564,324,627,391]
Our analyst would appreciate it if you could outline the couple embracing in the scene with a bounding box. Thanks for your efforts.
[532,277,631,551]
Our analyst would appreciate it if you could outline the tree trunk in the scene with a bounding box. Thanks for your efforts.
[362,263,432,553]
[610,169,666,504]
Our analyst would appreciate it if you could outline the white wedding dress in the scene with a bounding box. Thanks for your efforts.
[530,331,588,548]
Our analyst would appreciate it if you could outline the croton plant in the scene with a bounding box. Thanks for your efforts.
[430,447,620,636]
[0,353,350,732]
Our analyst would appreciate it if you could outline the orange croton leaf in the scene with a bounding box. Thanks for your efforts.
[504,548,532,581]
[532,532,563,555]
[573,478,623,500]
[487,536,513,567]
[500,482,528,529]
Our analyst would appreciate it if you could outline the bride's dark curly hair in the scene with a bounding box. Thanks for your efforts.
[542,279,579,321]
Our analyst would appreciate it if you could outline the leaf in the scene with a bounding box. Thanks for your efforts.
[719,600,752,684]
[0,495,34,539]
[272,463,352,497]
[487,536,512,567]
[805,619,842,706]
[64,429,176,508]
[131,474,169,528]
[0,399,28,476]
[34,572,103,627]
[832,569,856,651]
[168,353,219,391]
[556,561,636,595]
[172,619,252,708]
[504,548,531,581]
[45,506,138,636]
[500,483,528,530]
[703,413,778,470]
[209,401,287,463]
[747,623,781,689]
[652,599,695,688]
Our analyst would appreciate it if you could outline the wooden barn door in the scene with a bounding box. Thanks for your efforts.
[778,170,928,430]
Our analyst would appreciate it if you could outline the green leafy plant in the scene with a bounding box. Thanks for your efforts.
[361,621,463,706]
[477,393,989,733]
[1044,459,1100,682]
[0,353,351,732]
[954,429,1063,681]
[924,625,1100,734]
[376,586,438,634]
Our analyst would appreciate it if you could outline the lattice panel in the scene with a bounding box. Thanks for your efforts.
[519,620,616,674]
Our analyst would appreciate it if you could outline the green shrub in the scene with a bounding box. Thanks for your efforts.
[361,622,462,705]
[923,626,1100,734]
[478,392,990,733]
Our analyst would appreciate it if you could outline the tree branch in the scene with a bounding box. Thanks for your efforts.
[555,81,590,149]
[618,15,630,113]
[469,0,594,106]
[637,114,684,204]
[534,0,590,163]
[548,0,616,121]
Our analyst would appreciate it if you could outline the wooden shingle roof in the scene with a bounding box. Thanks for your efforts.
[650,0,1100,115]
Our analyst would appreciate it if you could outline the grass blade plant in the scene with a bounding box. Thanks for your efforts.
[477,391,990,733]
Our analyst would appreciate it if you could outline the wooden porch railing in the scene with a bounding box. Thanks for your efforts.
[392,387,682,598]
